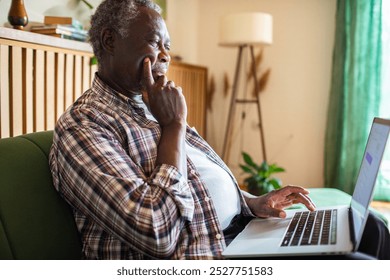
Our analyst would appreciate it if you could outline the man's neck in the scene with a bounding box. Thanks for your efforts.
[97,70,140,98]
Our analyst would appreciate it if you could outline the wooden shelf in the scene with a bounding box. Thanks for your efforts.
[0,27,207,139]
[0,27,92,53]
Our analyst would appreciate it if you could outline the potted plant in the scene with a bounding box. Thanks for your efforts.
[80,0,94,9]
[240,152,285,196]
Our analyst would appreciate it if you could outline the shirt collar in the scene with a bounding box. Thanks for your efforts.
[91,73,148,118]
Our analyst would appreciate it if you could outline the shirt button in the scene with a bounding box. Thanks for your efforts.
[216,234,222,240]
[205,197,210,202]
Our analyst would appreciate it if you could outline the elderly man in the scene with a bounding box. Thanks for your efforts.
[49,0,319,260]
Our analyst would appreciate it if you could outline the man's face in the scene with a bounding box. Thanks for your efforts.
[110,6,171,94]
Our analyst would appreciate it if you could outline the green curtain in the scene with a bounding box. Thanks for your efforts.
[375,0,390,201]
[324,0,382,194]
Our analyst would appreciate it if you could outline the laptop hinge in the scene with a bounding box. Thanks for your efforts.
[348,207,357,251]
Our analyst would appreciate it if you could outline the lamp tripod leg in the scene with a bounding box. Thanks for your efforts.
[249,46,267,162]
[222,45,244,162]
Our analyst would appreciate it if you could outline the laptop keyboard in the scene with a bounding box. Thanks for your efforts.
[281,209,337,247]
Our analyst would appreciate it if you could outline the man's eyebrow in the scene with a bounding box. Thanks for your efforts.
[145,29,170,40]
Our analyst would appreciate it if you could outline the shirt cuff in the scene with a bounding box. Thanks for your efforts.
[150,163,194,221]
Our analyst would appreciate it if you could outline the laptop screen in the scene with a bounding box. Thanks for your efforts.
[350,118,390,248]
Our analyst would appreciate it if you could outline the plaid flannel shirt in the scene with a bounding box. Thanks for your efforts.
[49,74,253,259]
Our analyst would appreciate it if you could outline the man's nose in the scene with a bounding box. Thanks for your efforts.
[158,47,171,63]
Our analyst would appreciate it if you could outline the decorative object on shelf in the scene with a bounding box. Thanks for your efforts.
[219,12,273,163]
[207,75,215,111]
[246,50,271,98]
[30,16,88,42]
[31,24,88,42]
[240,152,285,196]
[223,72,230,97]
[80,0,94,9]
[7,0,28,30]
[44,16,76,26]
[90,56,98,66]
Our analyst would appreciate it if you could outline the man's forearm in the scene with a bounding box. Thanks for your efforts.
[156,122,187,179]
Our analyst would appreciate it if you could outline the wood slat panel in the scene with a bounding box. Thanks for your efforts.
[74,55,82,99]
[55,53,65,120]
[11,46,23,136]
[45,51,55,130]
[167,62,207,138]
[1,29,207,139]
[90,63,98,85]
[64,53,74,110]
[24,48,34,133]
[82,56,91,94]
[0,45,10,138]
[34,50,45,132]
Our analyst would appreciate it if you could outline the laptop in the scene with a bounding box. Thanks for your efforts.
[223,117,390,258]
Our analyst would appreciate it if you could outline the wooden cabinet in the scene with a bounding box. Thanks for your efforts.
[168,61,207,138]
[0,27,96,138]
[0,27,207,138]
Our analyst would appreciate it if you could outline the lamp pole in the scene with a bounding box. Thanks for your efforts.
[222,45,244,162]
[249,45,267,162]
[222,45,268,163]
[219,12,272,163]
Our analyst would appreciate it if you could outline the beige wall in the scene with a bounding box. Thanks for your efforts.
[193,0,336,188]
[0,0,102,28]
[1,0,336,188]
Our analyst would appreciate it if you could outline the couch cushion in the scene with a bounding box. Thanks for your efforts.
[0,131,82,259]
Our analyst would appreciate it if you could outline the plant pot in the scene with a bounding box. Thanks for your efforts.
[247,185,263,196]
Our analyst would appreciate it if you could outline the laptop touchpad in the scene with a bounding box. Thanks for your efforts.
[237,218,290,240]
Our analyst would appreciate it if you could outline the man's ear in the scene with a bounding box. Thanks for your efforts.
[101,28,115,55]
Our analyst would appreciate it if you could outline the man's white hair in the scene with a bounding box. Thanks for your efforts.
[89,0,161,63]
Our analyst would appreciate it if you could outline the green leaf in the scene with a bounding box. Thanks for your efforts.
[268,164,285,174]
[268,178,282,190]
[81,0,94,9]
[242,152,258,169]
[90,56,98,66]
[239,164,255,174]
[240,155,286,195]
[260,161,269,171]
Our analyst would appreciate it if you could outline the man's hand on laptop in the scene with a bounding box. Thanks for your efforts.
[244,185,316,219]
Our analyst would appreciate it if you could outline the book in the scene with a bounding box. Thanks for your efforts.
[43,16,83,30]
[31,25,88,42]
[31,25,88,36]
[44,16,73,25]
[31,32,88,42]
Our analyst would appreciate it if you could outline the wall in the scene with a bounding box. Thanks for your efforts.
[0,0,101,28]
[0,0,198,61]
[0,0,337,188]
[165,0,199,64]
[195,0,336,188]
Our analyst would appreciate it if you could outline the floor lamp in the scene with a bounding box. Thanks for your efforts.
[219,12,273,163]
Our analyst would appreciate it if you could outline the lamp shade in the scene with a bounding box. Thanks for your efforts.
[219,12,273,47]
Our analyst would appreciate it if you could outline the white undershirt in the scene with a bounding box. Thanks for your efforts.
[185,144,241,229]
[132,94,241,229]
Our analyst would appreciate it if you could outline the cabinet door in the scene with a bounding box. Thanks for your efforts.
[0,39,94,138]
[168,61,207,138]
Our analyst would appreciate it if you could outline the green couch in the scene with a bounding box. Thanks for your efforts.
[0,131,386,260]
[0,131,82,259]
